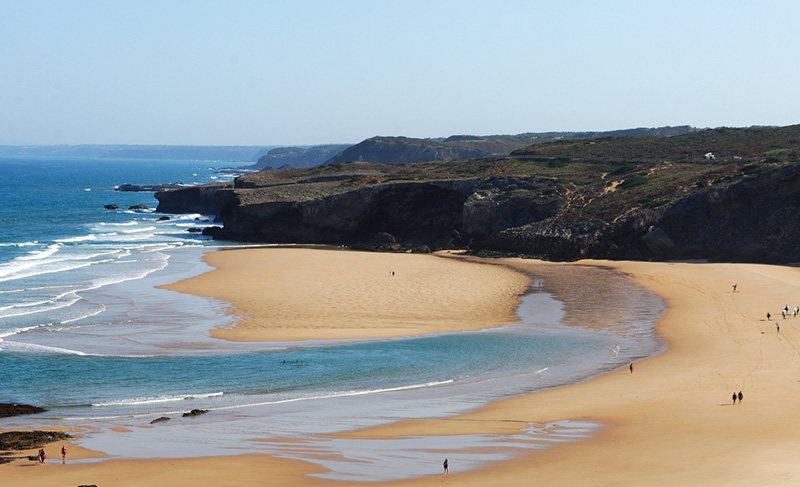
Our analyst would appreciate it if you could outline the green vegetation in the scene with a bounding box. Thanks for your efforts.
[238,125,800,225]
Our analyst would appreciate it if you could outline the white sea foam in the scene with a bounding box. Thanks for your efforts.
[66,381,457,420]
[0,260,98,283]
[95,221,139,227]
[0,292,81,319]
[91,392,224,407]
[60,305,105,324]
[0,324,46,339]
[16,243,62,261]
[0,259,41,278]
[0,339,88,356]
[0,241,39,247]
[0,285,69,295]
[211,380,457,412]
[56,234,99,243]
[120,226,157,234]
[0,247,129,281]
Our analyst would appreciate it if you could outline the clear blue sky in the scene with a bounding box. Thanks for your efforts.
[2,0,798,146]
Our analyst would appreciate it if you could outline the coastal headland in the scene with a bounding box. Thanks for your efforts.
[3,248,800,486]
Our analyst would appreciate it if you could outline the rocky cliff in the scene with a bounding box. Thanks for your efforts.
[155,182,232,215]
[154,163,800,263]
[483,164,800,262]
[153,126,800,263]
[208,175,560,251]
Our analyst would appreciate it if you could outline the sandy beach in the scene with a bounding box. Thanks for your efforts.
[161,247,532,342]
[5,249,800,486]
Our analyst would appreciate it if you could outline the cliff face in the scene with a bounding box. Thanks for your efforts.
[154,182,231,214]
[483,164,800,263]
[656,165,800,262]
[152,124,800,263]
[154,163,800,263]
[212,176,561,250]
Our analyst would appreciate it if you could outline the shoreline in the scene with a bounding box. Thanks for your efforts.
[161,247,533,342]
[4,252,800,486]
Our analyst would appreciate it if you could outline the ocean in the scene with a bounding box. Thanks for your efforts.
[0,156,666,481]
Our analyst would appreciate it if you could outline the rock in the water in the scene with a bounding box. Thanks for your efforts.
[104,204,119,210]
[150,416,171,424]
[182,409,208,417]
[0,403,46,418]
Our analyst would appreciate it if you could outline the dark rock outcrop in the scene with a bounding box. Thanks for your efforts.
[104,204,119,210]
[0,403,46,418]
[483,165,800,263]
[154,162,800,263]
[0,431,71,451]
[182,409,208,417]
[655,165,800,262]
[211,176,559,252]
[155,182,231,214]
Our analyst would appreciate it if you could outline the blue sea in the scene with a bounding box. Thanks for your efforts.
[0,156,666,481]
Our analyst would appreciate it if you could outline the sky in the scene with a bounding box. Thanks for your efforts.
[1,0,798,146]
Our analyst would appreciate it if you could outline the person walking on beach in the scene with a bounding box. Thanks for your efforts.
[61,445,67,464]
[443,458,449,475]
[738,391,743,404]
[629,363,634,373]
[37,448,45,465]
[767,312,771,321]
[732,283,737,292]
[732,392,737,404]
[777,322,781,333]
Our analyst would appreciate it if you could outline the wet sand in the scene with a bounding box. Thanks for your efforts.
[5,251,800,486]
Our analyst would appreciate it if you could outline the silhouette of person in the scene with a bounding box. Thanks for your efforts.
[732,392,737,404]
[443,458,449,475]
[738,391,743,403]
[629,363,634,373]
